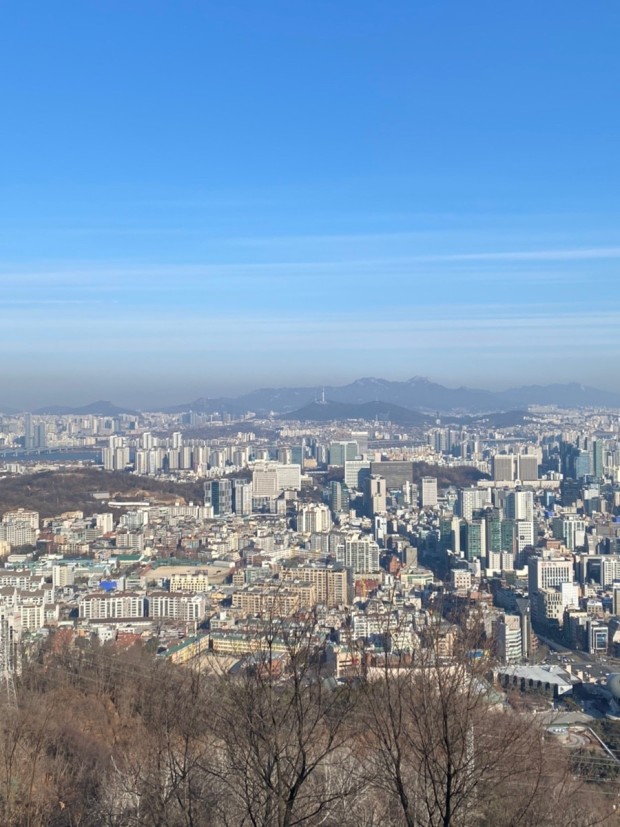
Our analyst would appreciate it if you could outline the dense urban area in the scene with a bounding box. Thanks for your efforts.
[1,397,620,825]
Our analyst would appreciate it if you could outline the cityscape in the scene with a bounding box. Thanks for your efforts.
[3,1,620,825]
[0,390,620,822]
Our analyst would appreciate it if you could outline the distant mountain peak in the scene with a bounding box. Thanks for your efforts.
[34,400,138,416]
[353,377,388,386]
[29,376,620,417]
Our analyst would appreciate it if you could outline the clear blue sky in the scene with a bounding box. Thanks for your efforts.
[1,1,619,408]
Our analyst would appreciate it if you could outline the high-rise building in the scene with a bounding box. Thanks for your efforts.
[336,534,380,573]
[280,563,352,607]
[363,475,386,516]
[421,477,438,508]
[180,446,193,470]
[517,455,538,482]
[463,520,485,561]
[370,461,414,488]
[515,520,535,552]
[592,440,605,479]
[501,520,516,555]
[528,557,576,628]
[329,481,350,514]
[52,565,75,588]
[493,455,515,482]
[350,431,369,455]
[24,413,34,450]
[276,464,301,491]
[79,593,147,620]
[135,450,149,475]
[496,614,523,663]
[329,441,358,466]
[101,435,128,471]
[528,557,573,595]
[552,515,586,550]
[204,479,233,517]
[574,451,592,479]
[232,479,253,515]
[2,509,39,529]
[505,490,534,522]
[35,423,47,449]
[252,464,279,496]
[297,504,332,534]
[485,513,502,556]
[344,459,371,489]
[439,516,461,555]
[457,487,490,521]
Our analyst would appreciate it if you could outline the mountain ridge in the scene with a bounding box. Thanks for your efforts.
[6,378,620,416]
[32,400,139,416]
[161,377,620,415]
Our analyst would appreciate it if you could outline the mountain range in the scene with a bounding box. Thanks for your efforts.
[163,377,620,415]
[2,377,620,416]
[31,401,138,417]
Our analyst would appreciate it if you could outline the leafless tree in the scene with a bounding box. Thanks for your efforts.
[205,611,357,827]
[354,613,550,827]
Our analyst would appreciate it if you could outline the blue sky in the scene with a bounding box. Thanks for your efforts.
[1,1,620,408]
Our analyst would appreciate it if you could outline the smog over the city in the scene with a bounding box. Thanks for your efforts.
[2,4,620,409]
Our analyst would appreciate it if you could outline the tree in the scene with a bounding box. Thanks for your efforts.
[355,613,616,827]
[206,612,357,827]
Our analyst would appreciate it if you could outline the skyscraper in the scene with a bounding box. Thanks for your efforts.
[505,490,534,522]
[517,454,538,482]
[232,479,253,515]
[204,479,233,517]
[493,455,515,482]
[421,477,438,508]
[363,475,386,516]
[24,413,34,450]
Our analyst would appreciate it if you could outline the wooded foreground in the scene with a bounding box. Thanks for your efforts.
[1,627,616,827]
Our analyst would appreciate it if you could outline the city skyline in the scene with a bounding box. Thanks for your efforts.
[2,4,620,818]
[2,2,619,406]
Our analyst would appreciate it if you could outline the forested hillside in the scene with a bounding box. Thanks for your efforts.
[0,626,614,827]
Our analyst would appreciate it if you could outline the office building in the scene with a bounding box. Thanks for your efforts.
[528,557,573,595]
[463,520,485,562]
[329,441,358,466]
[457,487,491,521]
[493,455,515,482]
[505,490,534,522]
[496,614,523,664]
[552,515,586,550]
[363,475,387,516]
[517,454,538,482]
[344,459,371,489]
[204,479,233,517]
[421,477,438,508]
[329,481,350,514]
[370,461,414,489]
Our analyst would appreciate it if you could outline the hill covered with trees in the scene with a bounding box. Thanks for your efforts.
[0,469,205,518]
[0,624,614,827]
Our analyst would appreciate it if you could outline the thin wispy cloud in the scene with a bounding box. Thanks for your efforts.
[2,245,618,285]
[434,247,620,262]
